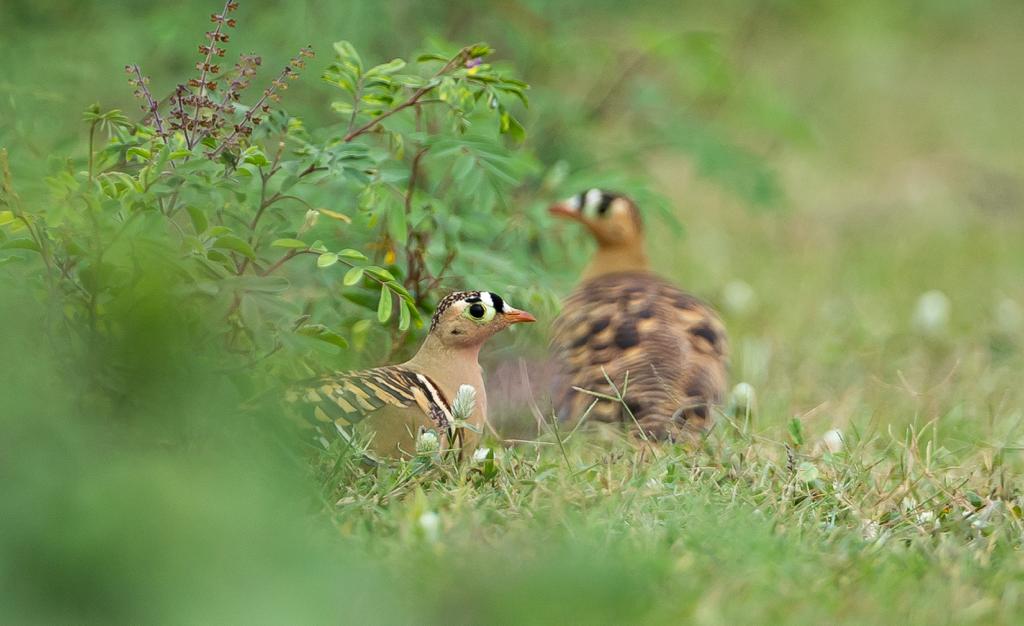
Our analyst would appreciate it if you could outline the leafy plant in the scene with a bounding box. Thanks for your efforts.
[0,2,540,393]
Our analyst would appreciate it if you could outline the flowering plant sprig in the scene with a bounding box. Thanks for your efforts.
[126,0,313,158]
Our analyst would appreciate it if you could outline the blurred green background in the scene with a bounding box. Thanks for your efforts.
[3,1,1024,624]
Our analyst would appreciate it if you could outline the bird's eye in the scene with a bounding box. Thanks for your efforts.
[597,194,613,216]
[469,303,486,318]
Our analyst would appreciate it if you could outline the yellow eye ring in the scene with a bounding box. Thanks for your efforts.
[464,302,495,323]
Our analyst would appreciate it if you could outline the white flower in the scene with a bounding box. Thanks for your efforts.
[729,382,757,417]
[722,280,756,316]
[862,520,881,541]
[995,298,1022,334]
[472,447,491,463]
[452,384,477,421]
[418,511,441,542]
[912,290,951,335]
[822,429,844,453]
[415,429,440,456]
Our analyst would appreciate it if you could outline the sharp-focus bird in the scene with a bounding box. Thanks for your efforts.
[548,189,728,441]
[289,291,536,459]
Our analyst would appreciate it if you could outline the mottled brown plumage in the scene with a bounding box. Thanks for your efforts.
[288,291,535,458]
[549,190,728,440]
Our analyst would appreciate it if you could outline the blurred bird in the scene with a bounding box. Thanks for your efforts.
[288,291,535,459]
[548,189,728,441]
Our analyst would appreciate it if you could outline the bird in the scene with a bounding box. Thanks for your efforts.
[548,189,728,441]
[288,291,536,460]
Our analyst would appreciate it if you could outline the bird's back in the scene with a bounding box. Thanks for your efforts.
[550,271,728,439]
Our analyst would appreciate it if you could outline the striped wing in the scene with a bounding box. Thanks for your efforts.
[287,365,453,435]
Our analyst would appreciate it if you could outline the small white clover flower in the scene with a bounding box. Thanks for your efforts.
[452,384,477,422]
[415,429,440,456]
[822,429,845,453]
[729,382,757,417]
[418,511,441,542]
[912,290,951,335]
[722,279,756,316]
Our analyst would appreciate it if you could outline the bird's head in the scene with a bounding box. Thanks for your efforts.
[549,189,644,248]
[429,290,536,348]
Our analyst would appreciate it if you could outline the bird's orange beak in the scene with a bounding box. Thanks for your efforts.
[548,201,581,221]
[503,307,537,324]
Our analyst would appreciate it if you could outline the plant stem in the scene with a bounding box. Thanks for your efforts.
[189,0,234,148]
[87,122,97,181]
[128,64,167,137]
[342,48,470,142]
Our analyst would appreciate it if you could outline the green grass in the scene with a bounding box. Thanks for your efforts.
[2,1,1024,624]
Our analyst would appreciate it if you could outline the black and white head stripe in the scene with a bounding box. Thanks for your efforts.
[565,189,642,229]
[468,291,505,313]
[430,290,508,330]
[568,189,622,217]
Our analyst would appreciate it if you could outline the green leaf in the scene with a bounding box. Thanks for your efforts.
[279,175,300,192]
[212,235,256,259]
[317,252,339,268]
[416,52,449,63]
[497,84,529,107]
[788,418,805,447]
[271,238,308,249]
[343,266,364,286]
[338,248,368,261]
[206,249,234,269]
[386,280,414,302]
[365,266,396,282]
[1,238,40,252]
[342,289,379,311]
[126,147,151,161]
[500,111,526,142]
[377,287,393,323]
[366,58,406,76]
[330,101,354,116]
[243,149,269,167]
[468,43,493,58]
[796,462,819,484]
[398,299,411,331]
[332,41,363,72]
[453,154,475,181]
[186,206,208,235]
[297,324,349,350]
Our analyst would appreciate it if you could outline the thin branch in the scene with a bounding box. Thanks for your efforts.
[342,47,471,142]
[258,249,302,276]
[127,64,167,137]
[404,146,428,215]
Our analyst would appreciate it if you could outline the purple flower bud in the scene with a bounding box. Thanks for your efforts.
[465,57,483,69]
